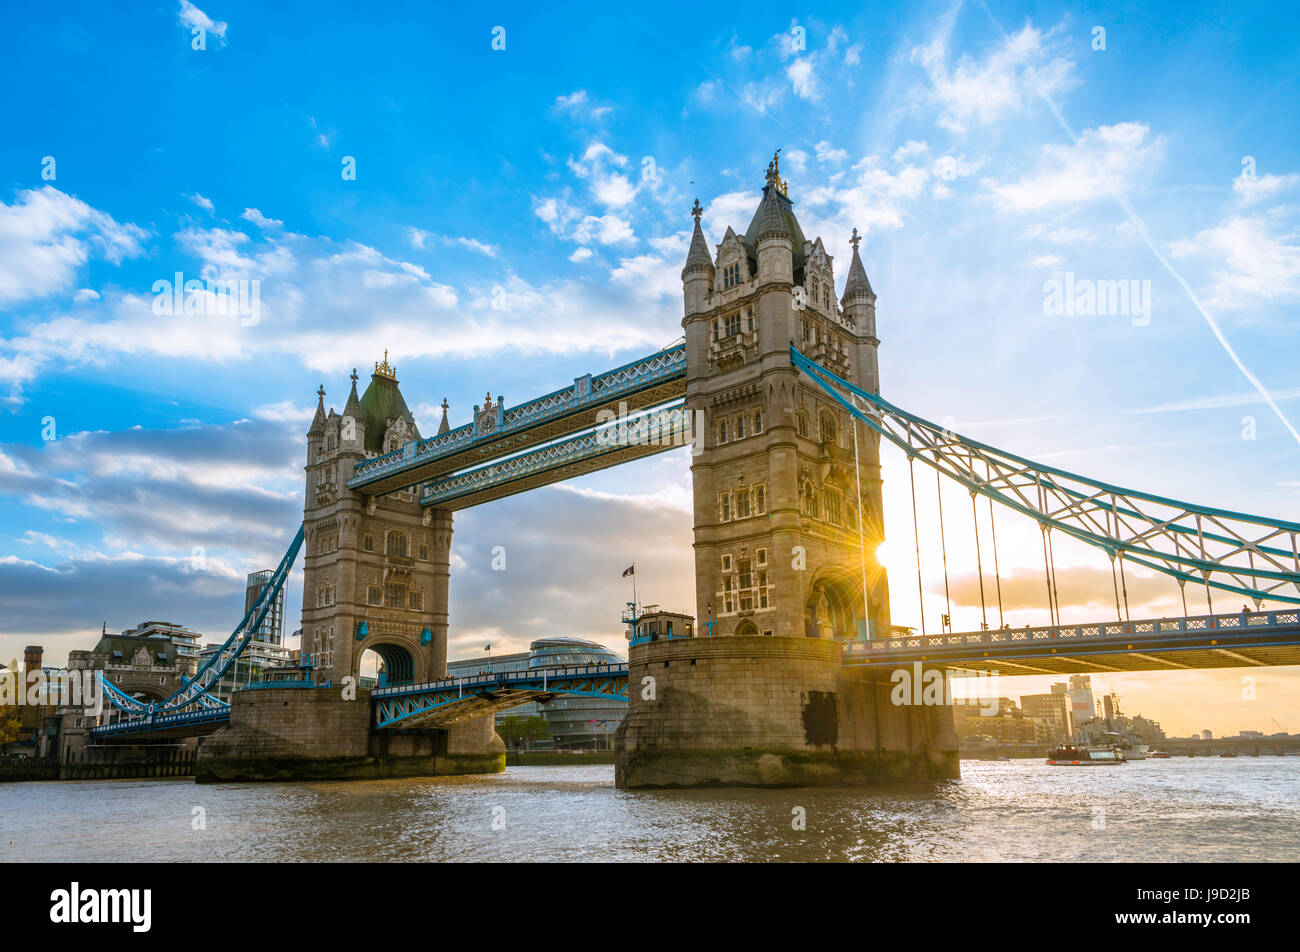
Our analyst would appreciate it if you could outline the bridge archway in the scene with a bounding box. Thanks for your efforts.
[805,567,868,641]
[358,642,416,688]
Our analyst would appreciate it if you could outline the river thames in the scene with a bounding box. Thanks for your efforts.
[2,759,1296,862]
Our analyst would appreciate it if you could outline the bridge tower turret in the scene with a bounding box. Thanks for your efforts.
[682,153,890,644]
[300,356,450,688]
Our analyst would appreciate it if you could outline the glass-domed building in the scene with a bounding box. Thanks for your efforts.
[446,636,627,749]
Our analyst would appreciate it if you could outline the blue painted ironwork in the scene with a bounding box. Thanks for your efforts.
[349,344,687,490]
[372,663,628,729]
[842,607,1300,668]
[421,402,689,508]
[89,707,231,738]
[791,345,1300,608]
[100,525,305,719]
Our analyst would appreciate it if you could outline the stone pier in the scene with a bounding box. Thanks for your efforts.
[614,636,958,788]
[195,687,504,782]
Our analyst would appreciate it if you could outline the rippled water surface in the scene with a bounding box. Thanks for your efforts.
[2,759,1297,862]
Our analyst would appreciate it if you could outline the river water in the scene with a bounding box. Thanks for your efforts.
[2,759,1296,862]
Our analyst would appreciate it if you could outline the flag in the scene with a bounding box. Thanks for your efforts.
[622,565,635,577]
[483,643,491,651]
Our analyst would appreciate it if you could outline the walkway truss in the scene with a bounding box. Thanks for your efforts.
[792,346,1300,612]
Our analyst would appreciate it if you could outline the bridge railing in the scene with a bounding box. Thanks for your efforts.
[349,345,687,487]
[89,707,231,736]
[371,662,628,699]
[841,608,1300,660]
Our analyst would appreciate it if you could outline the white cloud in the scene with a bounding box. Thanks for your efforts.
[0,186,147,305]
[534,194,635,245]
[893,140,930,163]
[787,59,820,101]
[177,1,227,45]
[241,207,282,229]
[186,192,214,213]
[815,140,849,164]
[911,23,1076,134]
[987,122,1164,212]
[1233,171,1300,206]
[554,90,613,121]
[569,247,594,262]
[1169,214,1300,310]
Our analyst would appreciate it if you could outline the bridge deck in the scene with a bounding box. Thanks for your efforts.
[842,609,1300,674]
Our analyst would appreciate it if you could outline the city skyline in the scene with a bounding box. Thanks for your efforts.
[1,1,1298,739]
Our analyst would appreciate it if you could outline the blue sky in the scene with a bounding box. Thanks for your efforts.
[1,1,1298,734]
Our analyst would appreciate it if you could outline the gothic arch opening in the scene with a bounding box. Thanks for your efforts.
[358,642,415,688]
[805,567,868,642]
[735,619,759,638]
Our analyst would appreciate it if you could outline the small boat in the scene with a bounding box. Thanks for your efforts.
[1046,744,1126,766]
[1148,750,1172,759]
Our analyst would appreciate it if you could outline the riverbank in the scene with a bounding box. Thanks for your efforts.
[506,750,615,766]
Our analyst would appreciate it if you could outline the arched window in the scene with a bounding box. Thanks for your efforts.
[796,411,809,438]
[386,530,408,557]
[819,411,837,445]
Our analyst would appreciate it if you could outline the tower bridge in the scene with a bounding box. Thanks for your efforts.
[95,153,1300,787]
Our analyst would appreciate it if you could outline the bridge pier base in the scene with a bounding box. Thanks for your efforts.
[195,687,504,783]
[614,637,958,789]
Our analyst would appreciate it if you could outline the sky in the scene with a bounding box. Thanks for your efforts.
[1,1,1298,737]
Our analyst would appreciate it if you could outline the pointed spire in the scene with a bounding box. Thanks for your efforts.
[843,228,874,299]
[437,398,450,435]
[308,384,326,435]
[682,198,715,278]
[343,368,362,417]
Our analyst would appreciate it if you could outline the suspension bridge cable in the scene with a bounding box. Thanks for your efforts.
[1196,513,1214,614]
[1047,527,1063,627]
[907,453,927,636]
[849,395,871,638]
[1119,553,1131,622]
[986,461,1004,628]
[1036,477,1057,626]
[971,491,988,631]
[937,469,952,631]
[1110,555,1124,622]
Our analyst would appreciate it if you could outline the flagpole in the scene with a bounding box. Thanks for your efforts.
[632,562,638,616]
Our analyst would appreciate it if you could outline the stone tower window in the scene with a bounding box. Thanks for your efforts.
[367,586,381,606]
[418,544,429,560]
[718,419,728,444]
[386,530,408,557]
[736,488,750,518]
[384,583,406,608]
[755,484,767,514]
[796,411,809,438]
[722,554,732,571]
[724,312,741,337]
[718,492,731,522]
[734,414,745,439]
[825,489,843,525]
[819,411,837,445]
[363,534,374,552]
[753,409,763,433]
[723,262,741,289]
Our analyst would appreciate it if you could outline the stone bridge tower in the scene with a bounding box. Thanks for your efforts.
[301,354,454,687]
[615,159,957,788]
[682,154,891,645]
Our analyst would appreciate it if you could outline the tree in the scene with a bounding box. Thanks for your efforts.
[0,704,23,754]
[497,715,552,749]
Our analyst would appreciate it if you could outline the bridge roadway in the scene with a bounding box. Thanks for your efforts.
[87,610,1300,738]
[841,608,1300,674]
[347,345,686,497]
[89,663,631,739]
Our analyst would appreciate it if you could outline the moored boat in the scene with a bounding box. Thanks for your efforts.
[1046,744,1126,765]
